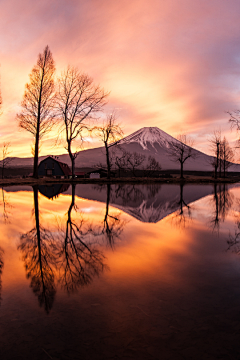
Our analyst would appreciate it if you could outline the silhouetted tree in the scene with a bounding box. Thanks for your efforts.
[18,186,57,313]
[0,142,12,179]
[115,149,128,177]
[56,66,108,178]
[220,137,234,178]
[144,155,161,176]
[168,134,196,179]
[209,131,221,179]
[96,113,123,179]
[56,185,107,293]
[127,152,146,177]
[17,46,56,178]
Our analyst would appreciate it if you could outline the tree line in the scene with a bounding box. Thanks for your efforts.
[0,45,239,180]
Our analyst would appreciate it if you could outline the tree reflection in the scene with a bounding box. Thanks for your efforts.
[0,247,4,305]
[102,184,125,247]
[210,184,233,233]
[114,184,145,205]
[1,188,13,224]
[56,184,107,293]
[18,186,57,313]
[171,184,192,228]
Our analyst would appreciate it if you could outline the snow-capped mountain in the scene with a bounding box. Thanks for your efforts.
[117,127,176,150]
[8,126,240,172]
[73,183,215,223]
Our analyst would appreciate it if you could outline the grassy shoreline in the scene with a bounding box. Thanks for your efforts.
[0,176,239,187]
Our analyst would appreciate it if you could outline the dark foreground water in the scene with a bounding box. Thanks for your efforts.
[1,183,240,359]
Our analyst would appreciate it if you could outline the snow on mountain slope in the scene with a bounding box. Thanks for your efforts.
[117,127,177,150]
[7,126,240,172]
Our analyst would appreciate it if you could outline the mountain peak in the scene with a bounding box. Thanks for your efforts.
[118,126,177,150]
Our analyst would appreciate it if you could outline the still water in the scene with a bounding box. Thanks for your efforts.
[1,183,240,359]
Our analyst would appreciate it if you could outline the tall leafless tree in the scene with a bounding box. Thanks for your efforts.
[0,142,12,179]
[168,134,196,179]
[96,113,123,179]
[221,137,234,178]
[17,46,56,178]
[56,66,108,178]
[209,131,221,179]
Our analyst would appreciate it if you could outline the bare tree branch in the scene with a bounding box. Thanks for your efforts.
[168,134,196,179]
[95,112,123,179]
[56,66,109,178]
[17,46,56,178]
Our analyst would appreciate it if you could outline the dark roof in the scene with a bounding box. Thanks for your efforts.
[58,161,72,176]
[39,156,71,176]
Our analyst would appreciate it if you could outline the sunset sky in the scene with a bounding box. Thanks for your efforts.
[1,0,240,158]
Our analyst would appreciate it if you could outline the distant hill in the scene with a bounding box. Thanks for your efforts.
[6,127,240,172]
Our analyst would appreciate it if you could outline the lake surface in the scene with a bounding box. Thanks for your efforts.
[1,183,240,359]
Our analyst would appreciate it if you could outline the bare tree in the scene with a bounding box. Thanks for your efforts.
[0,142,12,179]
[221,137,234,178]
[127,152,146,177]
[209,131,221,179]
[228,110,240,131]
[144,155,161,177]
[96,113,123,179]
[56,66,108,178]
[168,134,196,179]
[17,46,56,179]
[115,150,127,178]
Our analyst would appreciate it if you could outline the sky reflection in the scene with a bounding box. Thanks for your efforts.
[1,184,240,358]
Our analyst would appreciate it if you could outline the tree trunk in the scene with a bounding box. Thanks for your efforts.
[105,143,111,179]
[68,142,75,179]
[180,183,184,214]
[71,157,75,180]
[33,122,40,179]
[180,162,184,179]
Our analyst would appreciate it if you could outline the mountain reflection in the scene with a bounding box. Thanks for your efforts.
[74,183,215,223]
[18,186,57,313]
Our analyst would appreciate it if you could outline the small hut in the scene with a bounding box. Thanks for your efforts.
[38,156,71,178]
